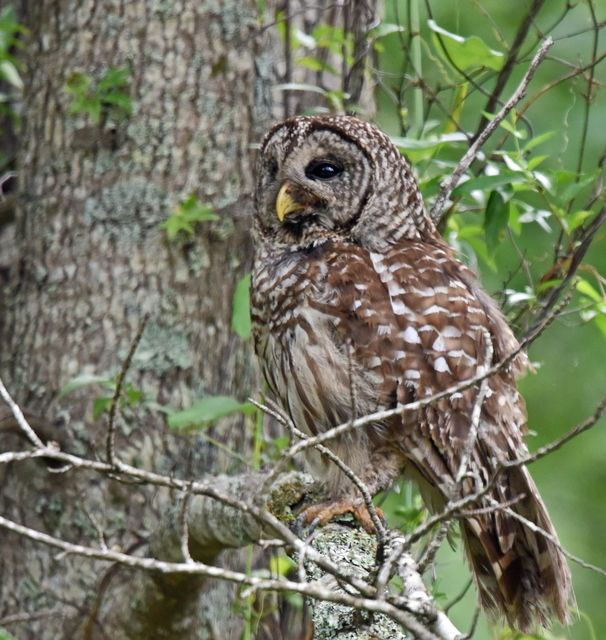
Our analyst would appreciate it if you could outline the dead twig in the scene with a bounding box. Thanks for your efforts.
[429,36,554,222]
[106,313,150,465]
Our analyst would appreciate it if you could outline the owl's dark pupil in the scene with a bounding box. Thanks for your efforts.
[305,160,343,180]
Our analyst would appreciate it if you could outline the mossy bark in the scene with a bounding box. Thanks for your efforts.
[0,1,273,638]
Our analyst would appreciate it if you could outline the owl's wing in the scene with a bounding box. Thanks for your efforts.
[311,238,570,631]
[312,237,529,464]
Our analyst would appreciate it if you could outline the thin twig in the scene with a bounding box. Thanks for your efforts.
[0,376,44,448]
[415,520,450,575]
[106,312,150,465]
[429,36,554,221]
[455,328,493,485]
[500,503,606,578]
[179,485,194,563]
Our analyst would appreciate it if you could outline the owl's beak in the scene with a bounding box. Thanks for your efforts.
[276,182,304,221]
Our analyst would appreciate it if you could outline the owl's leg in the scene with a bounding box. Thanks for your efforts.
[301,497,384,533]
[299,447,403,533]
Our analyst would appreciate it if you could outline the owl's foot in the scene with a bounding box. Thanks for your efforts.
[300,498,384,534]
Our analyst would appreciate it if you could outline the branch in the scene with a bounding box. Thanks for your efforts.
[429,36,554,222]
[473,0,548,140]
[0,475,460,640]
[106,312,149,464]
[0,376,44,448]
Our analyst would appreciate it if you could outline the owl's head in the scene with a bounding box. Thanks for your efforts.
[253,115,435,251]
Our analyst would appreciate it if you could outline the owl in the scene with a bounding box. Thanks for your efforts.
[250,115,572,632]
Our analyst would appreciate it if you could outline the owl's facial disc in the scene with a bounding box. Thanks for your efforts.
[255,125,376,246]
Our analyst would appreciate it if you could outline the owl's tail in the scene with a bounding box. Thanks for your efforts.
[459,465,574,633]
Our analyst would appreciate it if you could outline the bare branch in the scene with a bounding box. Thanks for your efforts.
[429,36,554,222]
[106,312,150,465]
[455,327,493,485]
[0,376,45,448]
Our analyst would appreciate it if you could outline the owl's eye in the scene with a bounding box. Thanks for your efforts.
[305,160,343,181]
[266,156,279,180]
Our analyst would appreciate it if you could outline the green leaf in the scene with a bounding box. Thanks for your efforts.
[0,628,19,640]
[296,56,338,76]
[160,214,194,239]
[160,194,218,239]
[179,193,218,222]
[391,132,467,163]
[428,19,504,72]
[484,191,508,251]
[577,279,603,303]
[232,273,252,340]
[101,91,133,114]
[275,82,326,95]
[526,155,548,171]
[269,554,295,576]
[566,209,592,232]
[125,384,143,405]
[498,117,526,139]
[523,130,556,153]
[323,89,346,112]
[93,396,113,420]
[558,170,599,204]
[594,312,606,338]
[0,60,22,89]
[451,173,526,197]
[167,396,253,429]
[65,72,91,95]
[391,132,467,151]
[97,66,130,92]
[534,278,562,295]
[59,373,113,399]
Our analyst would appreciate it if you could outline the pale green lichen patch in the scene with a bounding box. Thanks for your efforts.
[305,525,410,639]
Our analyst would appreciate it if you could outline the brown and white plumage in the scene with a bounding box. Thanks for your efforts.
[250,115,572,632]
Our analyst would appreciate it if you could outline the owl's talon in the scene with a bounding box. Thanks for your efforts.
[308,516,321,535]
[293,512,306,538]
[300,498,383,534]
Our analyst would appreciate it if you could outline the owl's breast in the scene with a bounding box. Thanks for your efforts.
[251,243,386,437]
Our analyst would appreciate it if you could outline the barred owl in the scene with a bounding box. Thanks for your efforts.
[250,115,572,632]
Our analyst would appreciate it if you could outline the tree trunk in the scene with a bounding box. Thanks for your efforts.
[0,1,274,637]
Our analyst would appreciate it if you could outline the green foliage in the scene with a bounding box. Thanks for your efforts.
[65,66,132,124]
[167,396,254,430]
[0,5,26,93]
[428,19,504,72]
[59,373,166,420]
[274,14,356,113]
[232,273,252,340]
[0,3,26,169]
[160,192,218,239]
[0,628,18,640]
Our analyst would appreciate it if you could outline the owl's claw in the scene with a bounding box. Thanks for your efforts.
[300,498,384,534]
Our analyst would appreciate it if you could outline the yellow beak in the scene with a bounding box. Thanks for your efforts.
[276,183,304,221]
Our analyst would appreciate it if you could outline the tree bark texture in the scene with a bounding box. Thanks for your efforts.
[0,1,275,638]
